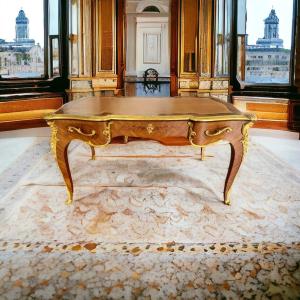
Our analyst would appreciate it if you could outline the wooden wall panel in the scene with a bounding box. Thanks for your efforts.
[181,0,198,73]
[100,0,114,71]
[0,98,63,113]
[170,0,179,96]
[116,0,125,94]
[0,96,63,132]
[246,103,288,113]
[253,120,288,131]
[0,119,49,131]
[69,0,119,96]
[178,0,230,98]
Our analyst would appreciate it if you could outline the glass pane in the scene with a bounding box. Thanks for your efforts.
[69,0,79,76]
[0,0,44,78]
[214,0,232,77]
[50,37,60,76]
[215,0,224,76]
[237,0,294,84]
[49,0,59,35]
[223,0,232,75]
[182,0,198,73]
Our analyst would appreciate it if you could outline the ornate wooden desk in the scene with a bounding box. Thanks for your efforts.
[45,97,256,205]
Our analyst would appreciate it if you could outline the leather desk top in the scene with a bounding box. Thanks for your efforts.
[47,97,251,122]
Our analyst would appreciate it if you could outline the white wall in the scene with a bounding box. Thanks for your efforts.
[126,0,169,77]
[136,17,169,77]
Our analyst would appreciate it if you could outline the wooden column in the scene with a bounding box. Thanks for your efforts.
[116,0,125,95]
[170,0,179,96]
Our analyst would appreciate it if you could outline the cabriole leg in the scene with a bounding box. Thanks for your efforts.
[90,145,96,160]
[224,140,244,205]
[55,140,74,205]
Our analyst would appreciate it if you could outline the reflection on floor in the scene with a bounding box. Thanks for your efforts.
[125,82,170,97]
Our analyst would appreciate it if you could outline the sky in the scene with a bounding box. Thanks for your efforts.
[0,0,295,50]
[246,0,294,49]
[0,0,44,46]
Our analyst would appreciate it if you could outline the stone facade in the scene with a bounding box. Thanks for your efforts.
[246,48,290,83]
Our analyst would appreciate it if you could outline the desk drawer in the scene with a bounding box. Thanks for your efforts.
[111,121,189,140]
[56,120,110,146]
[189,121,241,145]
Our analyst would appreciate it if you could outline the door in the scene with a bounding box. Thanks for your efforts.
[136,17,170,78]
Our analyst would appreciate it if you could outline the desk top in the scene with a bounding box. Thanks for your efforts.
[46,97,254,122]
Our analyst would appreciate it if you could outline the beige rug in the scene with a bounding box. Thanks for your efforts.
[0,138,300,299]
[0,138,299,245]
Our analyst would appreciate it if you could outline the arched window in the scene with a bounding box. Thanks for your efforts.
[143,6,160,13]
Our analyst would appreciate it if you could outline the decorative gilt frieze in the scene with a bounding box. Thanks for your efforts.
[212,80,229,90]
[179,79,199,89]
[199,80,211,90]
[47,121,58,157]
[146,123,155,135]
[241,114,257,155]
[205,127,232,137]
[71,80,93,90]
[92,77,118,88]
[88,121,113,148]
[68,127,96,137]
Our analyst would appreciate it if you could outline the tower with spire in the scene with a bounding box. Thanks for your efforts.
[15,9,29,41]
[256,9,283,48]
[245,8,290,83]
[0,9,36,49]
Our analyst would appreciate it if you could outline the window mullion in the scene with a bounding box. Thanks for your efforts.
[44,0,49,79]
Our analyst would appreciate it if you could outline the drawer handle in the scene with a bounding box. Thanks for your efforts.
[147,123,154,134]
[205,127,232,137]
[68,127,96,137]
[187,121,200,147]
[88,121,113,147]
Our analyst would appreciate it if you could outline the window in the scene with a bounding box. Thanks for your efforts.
[236,0,295,85]
[0,0,67,89]
[143,6,160,13]
[214,0,232,76]
[0,2,44,78]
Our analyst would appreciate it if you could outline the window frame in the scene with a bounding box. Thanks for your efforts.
[0,0,69,94]
[230,0,299,97]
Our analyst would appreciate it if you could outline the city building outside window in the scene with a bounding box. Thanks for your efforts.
[236,0,295,85]
[0,0,65,84]
[0,2,44,79]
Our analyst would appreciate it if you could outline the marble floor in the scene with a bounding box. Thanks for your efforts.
[0,127,299,174]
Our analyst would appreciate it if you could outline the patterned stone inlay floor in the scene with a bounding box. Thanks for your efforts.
[0,241,300,299]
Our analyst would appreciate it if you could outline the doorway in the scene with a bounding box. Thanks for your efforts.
[125,0,171,96]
